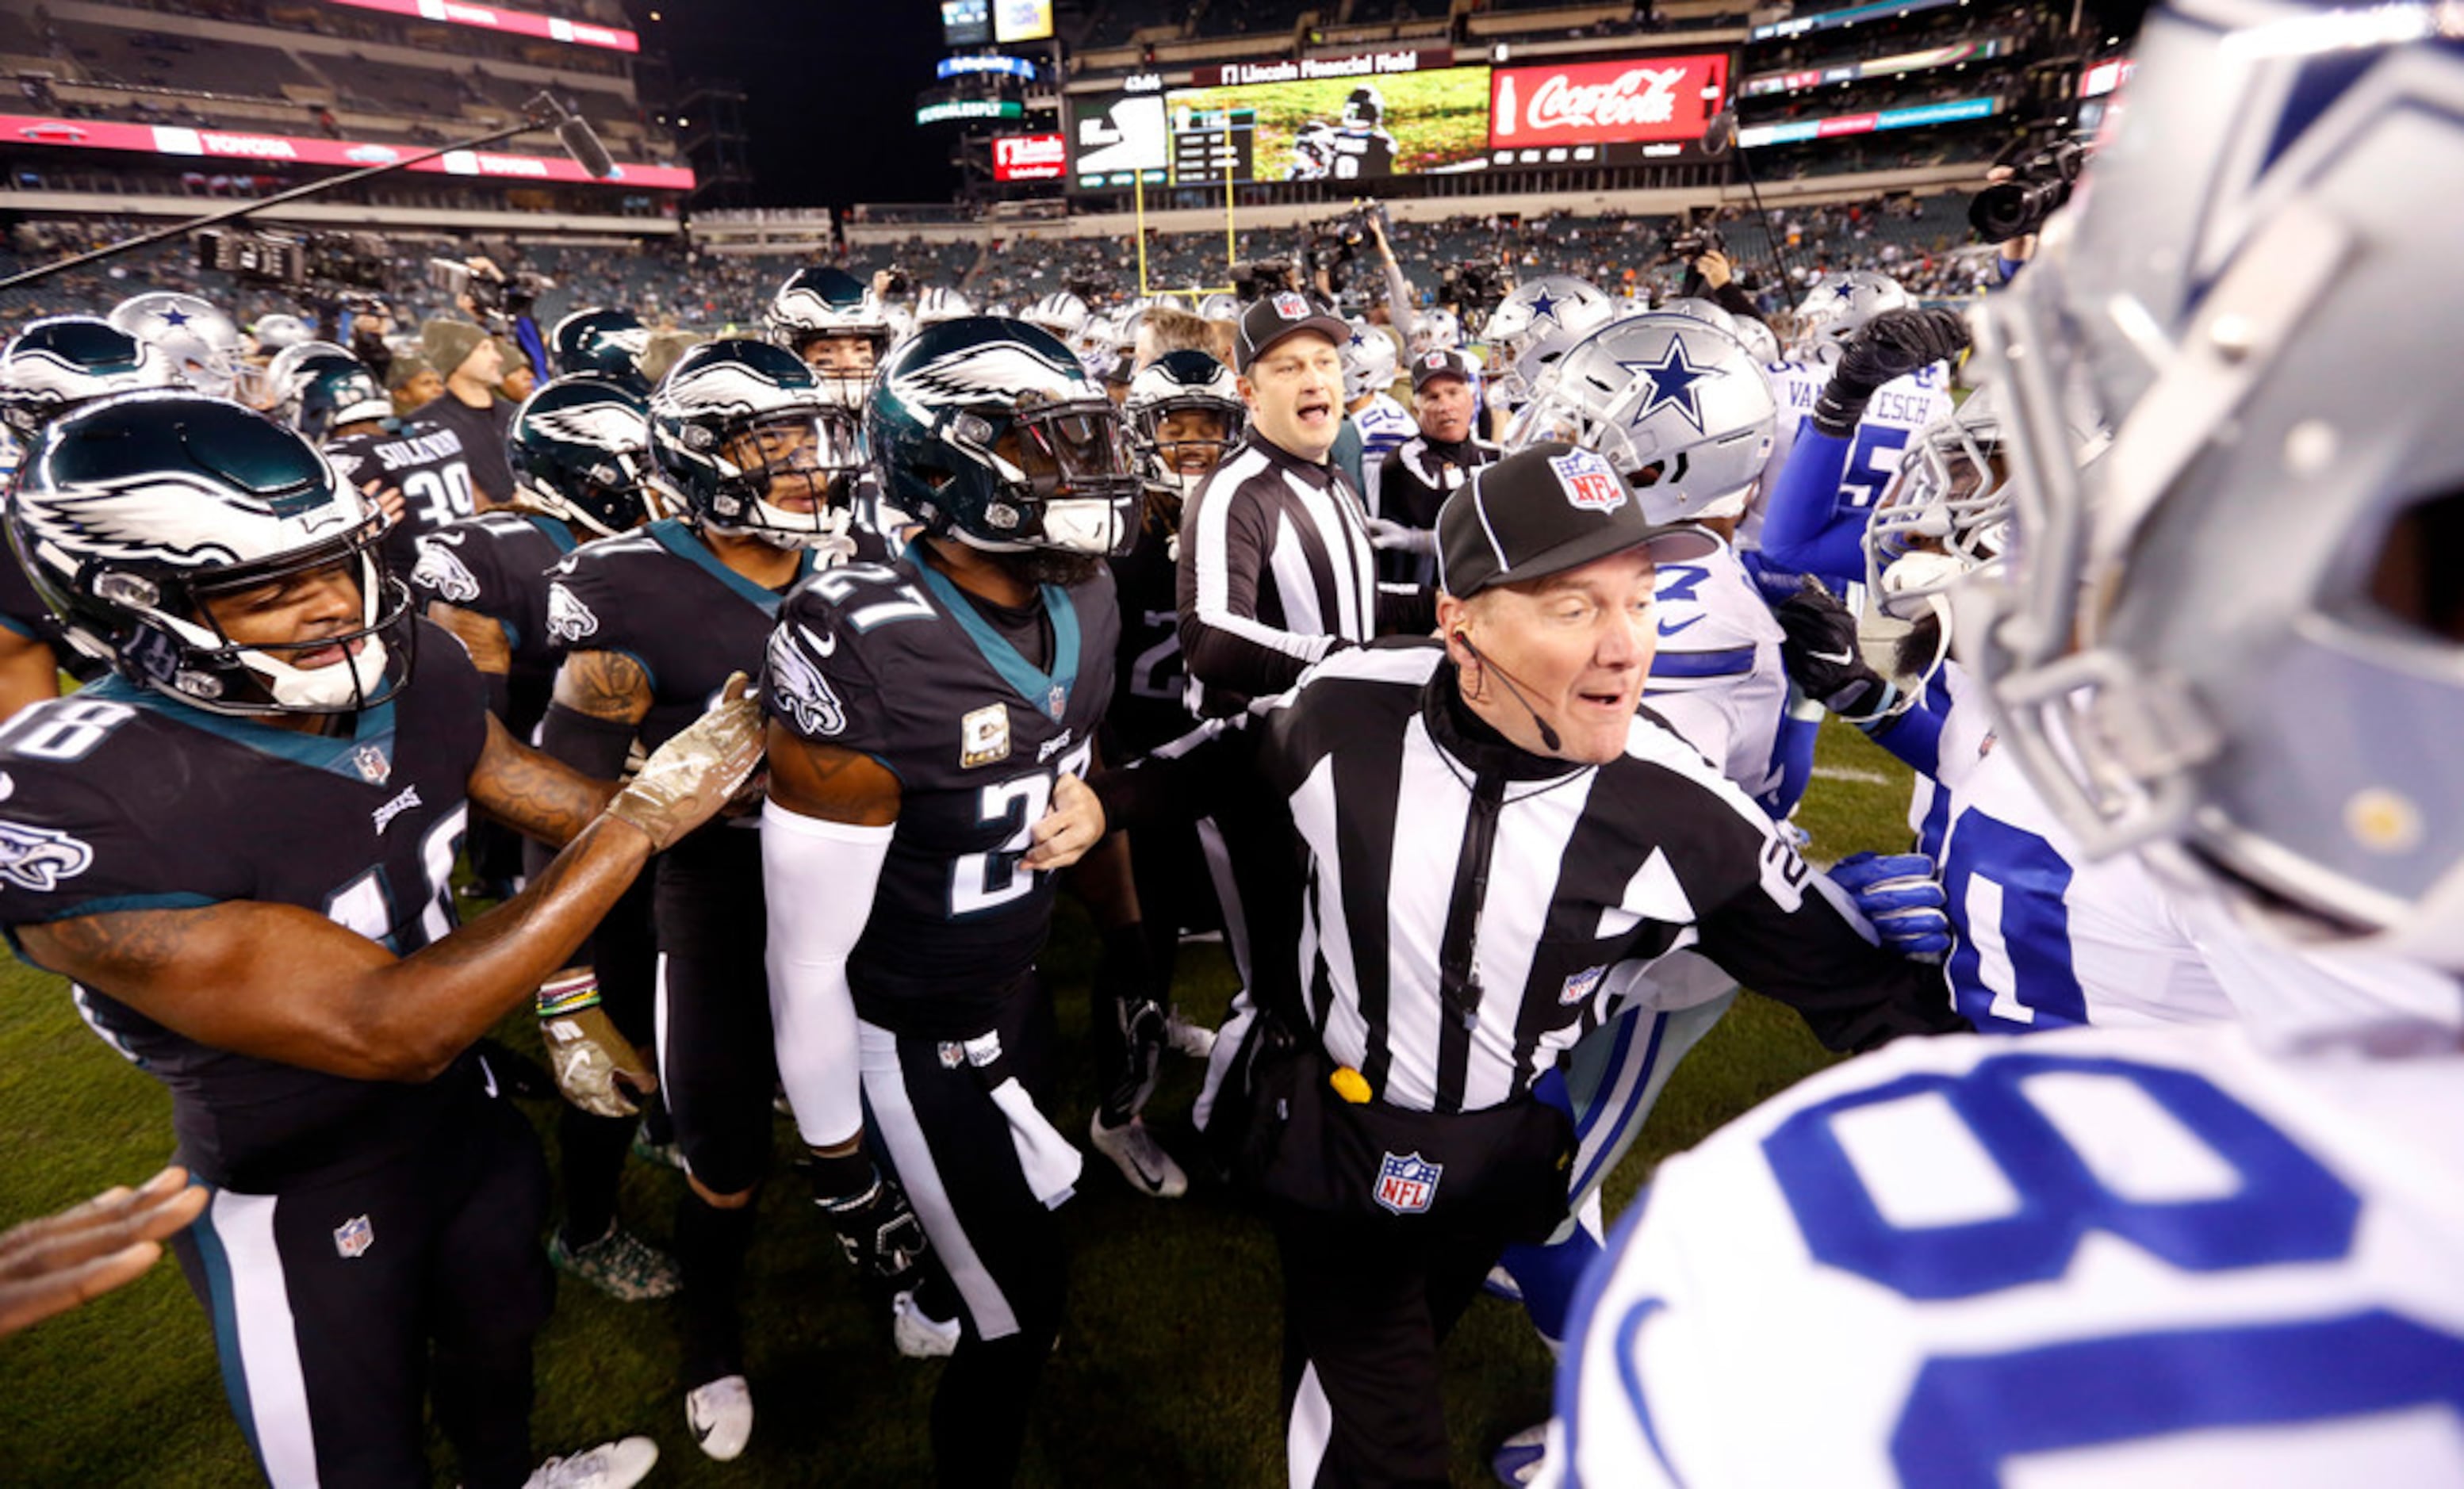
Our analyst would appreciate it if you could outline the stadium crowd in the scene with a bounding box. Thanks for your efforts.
[2,4,2462,1487]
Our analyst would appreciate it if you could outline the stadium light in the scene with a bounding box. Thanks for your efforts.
[0,92,618,293]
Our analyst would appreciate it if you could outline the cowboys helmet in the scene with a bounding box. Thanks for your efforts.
[251,313,312,354]
[1343,84,1385,129]
[865,318,1140,557]
[510,374,661,539]
[1021,290,1092,346]
[915,285,976,328]
[763,267,892,408]
[1504,315,1775,525]
[550,306,653,395]
[109,292,249,401]
[1489,321,1589,411]
[1198,293,1241,323]
[1954,0,2464,971]
[649,339,861,549]
[1792,270,1911,366]
[289,357,393,443]
[9,391,411,714]
[1481,276,1615,369]
[1408,306,1462,356]
[0,317,177,439]
[1125,350,1244,505]
[1340,319,1399,403]
[1655,297,1742,340]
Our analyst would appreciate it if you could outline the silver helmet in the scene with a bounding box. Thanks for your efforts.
[1791,271,1911,366]
[109,292,249,401]
[1481,275,1615,369]
[1339,319,1398,403]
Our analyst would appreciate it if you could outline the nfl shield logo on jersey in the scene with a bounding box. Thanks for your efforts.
[332,1214,374,1259]
[1548,449,1627,514]
[1374,1151,1442,1215]
[351,744,391,785]
[1561,963,1608,1006]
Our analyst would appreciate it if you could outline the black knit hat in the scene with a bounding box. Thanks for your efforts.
[1437,442,1717,599]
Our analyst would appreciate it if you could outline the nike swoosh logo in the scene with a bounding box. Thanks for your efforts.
[1809,647,1854,665]
[800,623,837,658]
[1657,615,1705,637]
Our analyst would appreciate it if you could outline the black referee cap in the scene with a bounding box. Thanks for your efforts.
[1409,346,1478,391]
[1234,291,1351,374]
[1437,442,1717,599]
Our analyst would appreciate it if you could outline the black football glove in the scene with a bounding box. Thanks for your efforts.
[1093,924,1166,1126]
[803,1150,929,1289]
[1774,578,1891,717]
[1814,307,1972,437]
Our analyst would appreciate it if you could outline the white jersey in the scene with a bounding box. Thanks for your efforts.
[1745,357,1956,549]
[1641,534,1788,809]
[1542,1020,2464,1489]
[1912,665,2236,1032]
[1351,392,1415,469]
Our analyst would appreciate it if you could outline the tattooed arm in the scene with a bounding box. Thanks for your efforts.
[426,601,512,676]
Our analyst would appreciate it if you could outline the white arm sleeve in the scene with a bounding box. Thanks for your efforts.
[762,799,891,1150]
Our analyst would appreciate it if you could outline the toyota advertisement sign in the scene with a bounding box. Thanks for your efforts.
[1485,54,1729,165]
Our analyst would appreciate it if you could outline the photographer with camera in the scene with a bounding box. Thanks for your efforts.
[1972,132,2088,283]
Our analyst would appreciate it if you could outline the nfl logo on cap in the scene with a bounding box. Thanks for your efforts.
[1374,1151,1443,1215]
[1547,449,1627,514]
[1271,292,1310,320]
[1423,352,1446,371]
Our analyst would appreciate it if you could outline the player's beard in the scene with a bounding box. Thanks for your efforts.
[1894,608,1945,680]
[1001,548,1106,588]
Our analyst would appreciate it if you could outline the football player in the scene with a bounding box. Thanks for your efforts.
[1542,4,2464,1479]
[766,266,897,411]
[406,374,675,1300]
[539,339,861,1460]
[108,291,251,402]
[0,389,760,1489]
[760,316,1133,1485]
[549,307,655,396]
[1286,83,1399,180]
[324,338,482,580]
[1337,316,1412,496]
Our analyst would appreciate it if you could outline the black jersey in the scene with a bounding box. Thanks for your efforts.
[405,511,582,680]
[0,539,95,678]
[1103,517,1194,762]
[325,418,477,577]
[0,623,493,1190]
[764,552,1119,1036]
[544,517,822,753]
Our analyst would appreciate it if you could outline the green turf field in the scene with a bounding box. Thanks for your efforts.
[0,721,1915,1487]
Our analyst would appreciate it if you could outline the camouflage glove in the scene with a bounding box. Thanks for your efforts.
[536,970,651,1119]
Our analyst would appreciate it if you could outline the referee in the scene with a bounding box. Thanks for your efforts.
[1106,442,1963,1487]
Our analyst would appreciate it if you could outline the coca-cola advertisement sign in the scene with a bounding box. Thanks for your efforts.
[1486,55,1728,150]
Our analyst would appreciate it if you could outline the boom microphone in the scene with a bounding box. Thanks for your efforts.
[531,90,616,179]
[1458,633,1562,754]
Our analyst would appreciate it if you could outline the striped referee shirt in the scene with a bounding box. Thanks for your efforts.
[1177,431,1431,716]
[1119,641,1956,1113]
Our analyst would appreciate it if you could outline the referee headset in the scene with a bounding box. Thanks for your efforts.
[1448,620,1563,755]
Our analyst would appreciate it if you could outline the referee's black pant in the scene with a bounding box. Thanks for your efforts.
[1275,1202,1527,1488]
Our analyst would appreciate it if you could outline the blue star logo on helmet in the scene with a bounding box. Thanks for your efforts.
[1527,287,1563,326]
[1627,335,1723,434]
[158,307,192,328]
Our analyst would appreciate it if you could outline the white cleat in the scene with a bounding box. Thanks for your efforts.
[1089,1112,1189,1199]
[523,1436,658,1489]
[1165,1005,1217,1059]
[685,1374,753,1461]
[892,1287,962,1359]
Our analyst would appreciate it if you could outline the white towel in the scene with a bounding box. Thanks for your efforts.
[987,1078,1081,1209]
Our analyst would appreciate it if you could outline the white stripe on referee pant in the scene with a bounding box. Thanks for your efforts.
[210,1189,320,1488]
[1288,1361,1334,1489]
[1191,814,1255,1134]
[856,1019,1019,1341]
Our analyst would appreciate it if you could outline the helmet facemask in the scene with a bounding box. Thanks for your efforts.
[702,408,863,551]
[792,330,888,410]
[933,389,1140,557]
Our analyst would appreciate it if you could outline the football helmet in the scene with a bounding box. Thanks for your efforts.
[1339,319,1398,403]
[9,391,411,714]
[649,339,860,549]
[866,317,1140,557]
[914,285,975,327]
[1198,293,1241,323]
[1343,84,1385,130]
[1654,297,1742,340]
[1503,315,1775,524]
[1021,290,1092,346]
[251,313,312,354]
[1487,321,1588,411]
[290,358,393,443]
[1791,271,1911,366]
[764,266,892,408]
[109,293,249,401]
[1481,276,1615,370]
[263,339,354,403]
[509,374,661,539]
[1954,0,2464,970]
[0,317,177,439]
[1125,350,1244,506]
[550,307,653,395]
[1408,306,1462,354]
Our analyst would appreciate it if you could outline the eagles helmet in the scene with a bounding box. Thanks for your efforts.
[1021,290,1091,345]
[1954,0,2464,971]
[1125,349,1244,505]
[550,306,653,395]
[0,316,177,439]
[262,339,354,405]
[649,339,861,549]
[290,357,393,443]
[1339,319,1398,403]
[1504,314,1775,525]
[914,285,975,328]
[763,266,892,408]
[865,317,1140,557]
[1481,276,1615,370]
[109,292,250,401]
[509,374,661,539]
[9,391,412,714]
[1791,270,1911,366]
[1408,306,1462,354]
[1343,84,1385,129]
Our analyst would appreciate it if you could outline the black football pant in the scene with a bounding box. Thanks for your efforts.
[1274,1206,1523,1489]
[860,977,1067,1487]
[171,1087,553,1489]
